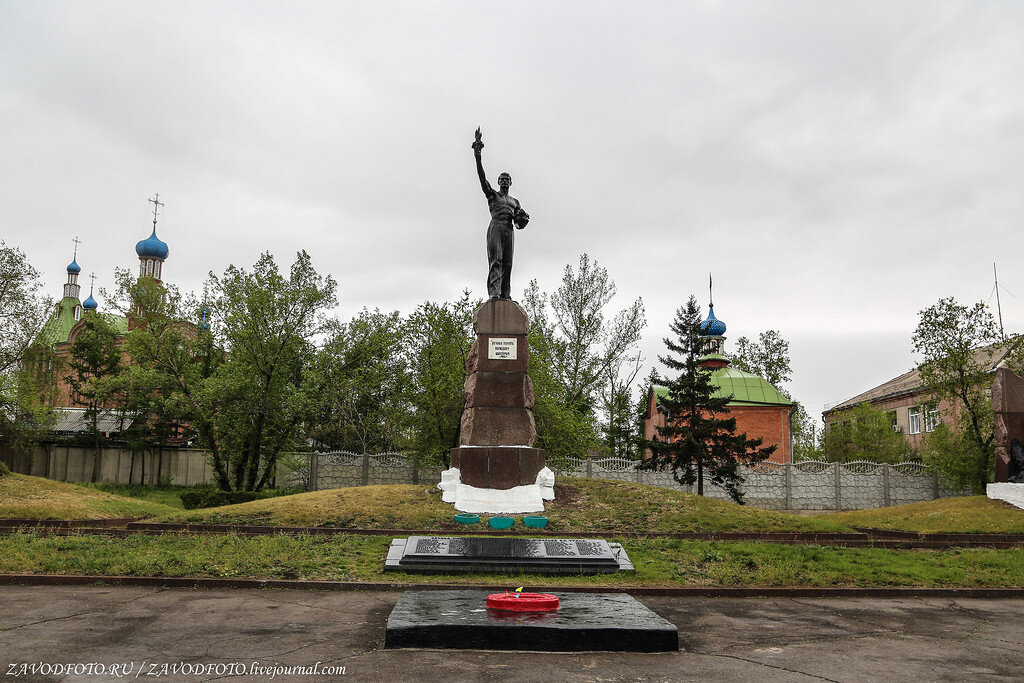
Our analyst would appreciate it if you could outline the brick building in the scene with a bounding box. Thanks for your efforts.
[642,302,795,464]
[821,342,1019,451]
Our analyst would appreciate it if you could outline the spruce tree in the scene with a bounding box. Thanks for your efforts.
[639,295,775,503]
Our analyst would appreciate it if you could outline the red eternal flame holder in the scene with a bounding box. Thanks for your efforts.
[486,591,560,612]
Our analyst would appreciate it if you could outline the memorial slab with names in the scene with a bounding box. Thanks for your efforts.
[384,535,634,574]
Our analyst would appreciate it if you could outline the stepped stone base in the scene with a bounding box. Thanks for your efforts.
[450,446,545,489]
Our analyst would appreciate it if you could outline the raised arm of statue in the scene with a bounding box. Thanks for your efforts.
[472,127,492,197]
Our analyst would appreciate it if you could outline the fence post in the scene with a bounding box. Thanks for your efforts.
[636,467,643,484]
[834,462,841,511]
[308,451,319,492]
[883,464,890,507]
[784,463,792,510]
[361,452,371,486]
[586,458,593,479]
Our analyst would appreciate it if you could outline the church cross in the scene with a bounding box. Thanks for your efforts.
[72,236,81,259]
[149,193,165,225]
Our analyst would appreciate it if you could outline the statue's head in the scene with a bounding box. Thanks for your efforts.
[498,172,512,190]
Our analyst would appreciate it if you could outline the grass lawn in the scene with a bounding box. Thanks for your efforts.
[0,473,178,520]
[79,483,189,509]
[1,531,1022,588]
[155,477,854,534]
[818,496,1024,534]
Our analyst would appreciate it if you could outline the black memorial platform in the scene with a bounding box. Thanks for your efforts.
[385,590,679,652]
[384,536,634,575]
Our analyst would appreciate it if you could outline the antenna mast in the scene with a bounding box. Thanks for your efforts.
[994,263,1005,341]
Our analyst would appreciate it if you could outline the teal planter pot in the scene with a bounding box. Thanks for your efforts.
[523,515,548,529]
[454,513,479,525]
[488,516,514,530]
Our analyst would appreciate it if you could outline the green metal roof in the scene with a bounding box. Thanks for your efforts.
[35,303,129,349]
[36,297,81,347]
[654,366,793,407]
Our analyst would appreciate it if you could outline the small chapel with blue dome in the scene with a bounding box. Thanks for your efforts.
[643,288,796,467]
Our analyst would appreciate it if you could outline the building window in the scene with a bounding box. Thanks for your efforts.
[924,405,939,432]
[909,406,921,435]
[73,305,81,321]
[887,410,899,433]
[154,261,161,279]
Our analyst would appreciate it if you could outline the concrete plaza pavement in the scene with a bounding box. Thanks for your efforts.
[2,585,1023,681]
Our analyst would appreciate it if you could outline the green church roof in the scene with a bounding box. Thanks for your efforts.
[35,304,129,349]
[36,297,81,347]
[654,365,793,407]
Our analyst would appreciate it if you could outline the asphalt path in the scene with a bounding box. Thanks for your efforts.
[2,586,1023,681]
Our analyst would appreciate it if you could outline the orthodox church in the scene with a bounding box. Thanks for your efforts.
[643,300,795,464]
[33,201,173,429]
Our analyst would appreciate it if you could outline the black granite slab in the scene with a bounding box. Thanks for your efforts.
[385,590,678,652]
[384,536,633,574]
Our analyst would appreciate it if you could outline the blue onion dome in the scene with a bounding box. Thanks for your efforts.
[67,258,81,274]
[82,291,98,310]
[136,227,169,259]
[699,305,727,336]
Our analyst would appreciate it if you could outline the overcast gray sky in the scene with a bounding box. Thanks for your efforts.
[2,0,1023,424]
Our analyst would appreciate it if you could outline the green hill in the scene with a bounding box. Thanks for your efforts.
[818,496,1024,534]
[157,477,852,533]
[0,472,178,520]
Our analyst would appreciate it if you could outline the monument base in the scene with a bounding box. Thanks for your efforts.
[987,483,1024,510]
[450,446,545,489]
[439,466,554,514]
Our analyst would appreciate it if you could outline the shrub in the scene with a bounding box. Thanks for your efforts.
[179,488,301,510]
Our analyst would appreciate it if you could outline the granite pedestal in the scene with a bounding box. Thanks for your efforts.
[385,590,678,652]
[440,300,551,513]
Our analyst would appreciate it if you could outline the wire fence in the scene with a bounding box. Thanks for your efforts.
[289,451,968,511]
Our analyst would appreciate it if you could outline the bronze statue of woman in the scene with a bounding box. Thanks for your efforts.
[472,128,529,300]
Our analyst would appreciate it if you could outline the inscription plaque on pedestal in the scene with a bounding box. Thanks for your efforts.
[487,337,517,360]
[384,536,633,574]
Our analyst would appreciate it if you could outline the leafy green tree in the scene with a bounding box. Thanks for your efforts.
[527,319,599,467]
[405,292,477,467]
[911,297,1018,492]
[640,296,775,503]
[65,314,124,482]
[921,422,991,494]
[597,353,643,459]
[310,308,411,454]
[732,330,792,388]
[112,251,335,492]
[208,251,336,491]
[0,242,55,455]
[522,253,645,461]
[818,402,916,463]
[107,267,204,485]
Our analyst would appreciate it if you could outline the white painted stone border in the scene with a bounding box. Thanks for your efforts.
[438,466,555,514]
[987,483,1024,510]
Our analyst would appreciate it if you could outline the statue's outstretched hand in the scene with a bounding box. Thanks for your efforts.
[472,127,484,154]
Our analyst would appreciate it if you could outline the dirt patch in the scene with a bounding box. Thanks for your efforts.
[549,483,582,510]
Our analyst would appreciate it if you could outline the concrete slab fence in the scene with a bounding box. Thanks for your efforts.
[2,446,970,511]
